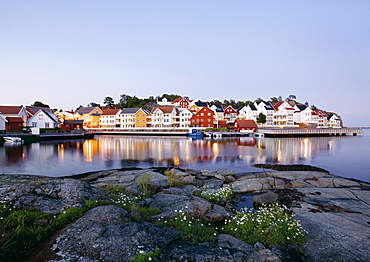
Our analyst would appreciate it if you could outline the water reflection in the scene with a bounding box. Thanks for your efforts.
[0,133,368,182]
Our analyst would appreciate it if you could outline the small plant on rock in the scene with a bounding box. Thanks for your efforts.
[114,193,159,220]
[130,248,161,262]
[138,173,152,192]
[164,169,189,188]
[156,208,218,243]
[195,184,234,204]
[222,203,307,247]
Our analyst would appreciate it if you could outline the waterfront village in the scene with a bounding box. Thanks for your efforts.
[0,96,343,136]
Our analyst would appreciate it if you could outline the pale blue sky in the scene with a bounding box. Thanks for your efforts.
[1,1,369,126]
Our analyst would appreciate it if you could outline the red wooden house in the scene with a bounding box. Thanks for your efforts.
[234,119,258,132]
[190,107,215,128]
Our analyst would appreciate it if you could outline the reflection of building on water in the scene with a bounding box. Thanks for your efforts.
[89,136,342,166]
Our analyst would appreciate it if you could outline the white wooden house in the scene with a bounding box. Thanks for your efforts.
[27,109,60,129]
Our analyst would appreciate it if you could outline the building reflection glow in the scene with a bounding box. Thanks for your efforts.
[0,134,350,177]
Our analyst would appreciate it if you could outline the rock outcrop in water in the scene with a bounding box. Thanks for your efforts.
[1,167,370,261]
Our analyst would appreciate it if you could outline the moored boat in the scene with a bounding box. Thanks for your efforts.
[3,136,23,143]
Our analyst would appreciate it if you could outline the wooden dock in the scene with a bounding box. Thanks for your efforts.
[257,128,363,137]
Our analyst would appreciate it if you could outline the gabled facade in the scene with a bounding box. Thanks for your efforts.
[294,105,314,127]
[238,104,258,121]
[177,108,193,128]
[75,107,103,128]
[188,101,208,113]
[254,102,274,126]
[100,109,121,128]
[209,103,224,121]
[134,108,150,128]
[273,101,295,126]
[223,106,238,123]
[312,111,328,128]
[156,97,173,106]
[0,105,28,123]
[27,109,60,129]
[149,107,178,128]
[327,114,341,128]
[172,97,189,108]
[190,107,215,128]
[119,108,140,128]
[55,110,75,122]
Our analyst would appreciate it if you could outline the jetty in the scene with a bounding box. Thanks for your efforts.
[257,127,363,137]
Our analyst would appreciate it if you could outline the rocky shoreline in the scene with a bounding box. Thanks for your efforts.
[1,167,370,261]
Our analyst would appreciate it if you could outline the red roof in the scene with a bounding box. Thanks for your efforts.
[0,106,23,114]
[6,117,24,123]
[273,101,294,110]
[235,120,258,128]
[152,107,175,114]
[101,109,120,115]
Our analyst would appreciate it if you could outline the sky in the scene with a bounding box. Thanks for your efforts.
[1,1,369,127]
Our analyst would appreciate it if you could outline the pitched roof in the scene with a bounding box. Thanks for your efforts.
[235,119,258,128]
[0,106,23,114]
[209,103,224,112]
[295,105,307,111]
[26,106,52,115]
[101,109,120,115]
[76,107,100,115]
[152,107,175,114]
[247,104,257,110]
[120,108,140,114]
[5,117,24,123]
[194,102,208,107]
[264,102,275,110]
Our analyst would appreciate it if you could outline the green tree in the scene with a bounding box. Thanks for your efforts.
[254,98,265,103]
[286,95,297,101]
[103,96,115,108]
[31,101,50,108]
[311,105,319,111]
[269,97,279,104]
[88,102,101,107]
[256,113,267,126]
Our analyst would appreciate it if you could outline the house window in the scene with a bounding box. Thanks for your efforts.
[32,122,37,127]
[39,115,43,120]
[45,123,50,128]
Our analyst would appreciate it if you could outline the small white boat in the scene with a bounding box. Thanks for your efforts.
[3,136,23,143]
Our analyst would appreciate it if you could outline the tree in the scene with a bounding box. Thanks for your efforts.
[103,96,115,109]
[311,105,319,111]
[31,101,49,108]
[254,98,265,103]
[304,101,309,107]
[256,113,267,126]
[269,97,279,104]
[286,95,297,101]
[88,102,101,107]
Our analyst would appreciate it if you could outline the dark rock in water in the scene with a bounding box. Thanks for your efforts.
[253,192,279,204]
[50,205,179,261]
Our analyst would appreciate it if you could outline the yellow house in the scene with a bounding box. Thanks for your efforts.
[134,108,150,128]
[75,106,103,128]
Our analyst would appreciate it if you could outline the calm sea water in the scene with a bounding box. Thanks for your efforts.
[1,129,369,182]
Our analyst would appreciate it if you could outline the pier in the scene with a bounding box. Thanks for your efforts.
[257,128,363,137]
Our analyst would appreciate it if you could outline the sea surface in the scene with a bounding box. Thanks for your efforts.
[1,129,369,182]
